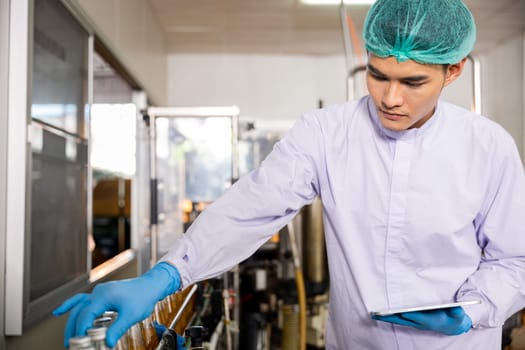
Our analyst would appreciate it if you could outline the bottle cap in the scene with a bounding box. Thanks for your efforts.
[69,336,92,347]
[102,311,117,320]
[93,316,113,327]
[87,326,107,341]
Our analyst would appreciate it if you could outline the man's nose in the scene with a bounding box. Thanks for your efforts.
[382,82,403,109]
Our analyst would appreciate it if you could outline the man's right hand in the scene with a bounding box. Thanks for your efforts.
[53,262,181,348]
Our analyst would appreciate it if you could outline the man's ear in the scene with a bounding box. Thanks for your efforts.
[443,58,468,87]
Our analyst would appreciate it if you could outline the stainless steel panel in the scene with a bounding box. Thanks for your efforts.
[29,122,88,301]
[303,197,326,285]
[5,0,30,336]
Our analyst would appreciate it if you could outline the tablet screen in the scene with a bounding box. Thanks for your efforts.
[370,300,481,317]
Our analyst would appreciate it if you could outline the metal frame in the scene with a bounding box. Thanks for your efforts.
[26,3,94,331]
[468,55,482,114]
[132,90,150,275]
[346,64,367,101]
[86,32,94,272]
[145,106,241,349]
[339,2,355,77]
[0,0,10,342]
[144,105,241,265]
[5,0,30,335]
[4,0,96,333]
[23,1,94,331]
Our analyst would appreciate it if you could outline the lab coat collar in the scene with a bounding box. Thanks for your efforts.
[366,96,442,141]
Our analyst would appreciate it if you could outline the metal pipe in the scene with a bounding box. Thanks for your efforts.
[168,285,198,330]
[231,113,240,182]
[468,55,482,114]
[222,287,233,350]
[281,304,300,350]
[232,265,240,350]
[146,106,240,118]
[155,284,199,350]
[303,197,326,287]
[206,317,224,350]
[230,113,242,350]
[339,1,354,74]
[192,283,213,326]
[287,222,307,350]
[86,35,94,273]
[347,65,367,101]
[148,115,158,266]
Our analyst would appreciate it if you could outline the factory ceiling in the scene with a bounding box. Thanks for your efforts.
[148,0,525,56]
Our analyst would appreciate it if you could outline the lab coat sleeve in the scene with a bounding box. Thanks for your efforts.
[159,114,323,288]
[456,132,525,328]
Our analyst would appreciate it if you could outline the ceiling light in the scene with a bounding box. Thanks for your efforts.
[301,0,376,5]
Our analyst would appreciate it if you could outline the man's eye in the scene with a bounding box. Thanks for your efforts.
[370,73,388,81]
[404,81,424,88]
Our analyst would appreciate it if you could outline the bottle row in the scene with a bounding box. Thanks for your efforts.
[68,288,195,350]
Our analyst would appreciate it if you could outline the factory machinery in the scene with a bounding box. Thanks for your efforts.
[237,197,329,350]
[71,196,328,350]
[128,107,329,349]
[175,197,329,350]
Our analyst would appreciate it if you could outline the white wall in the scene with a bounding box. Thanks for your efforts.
[482,33,525,159]
[167,53,482,122]
[440,58,474,111]
[0,0,9,349]
[167,46,524,159]
[71,0,168,105]
[167,54,347,122]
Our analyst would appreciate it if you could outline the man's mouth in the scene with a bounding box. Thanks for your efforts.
[380,109,407,121]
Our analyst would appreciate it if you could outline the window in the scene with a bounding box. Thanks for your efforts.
[25,0,90,327]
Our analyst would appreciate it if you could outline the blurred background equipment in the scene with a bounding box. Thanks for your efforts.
[2,0,524,349]
[92,177,131,267]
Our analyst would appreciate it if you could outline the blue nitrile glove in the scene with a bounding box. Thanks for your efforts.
[372,306,472,335]
[177,332,187,350]
[155,322,187,350]
[53,262,181,348]
[154,320,167,340]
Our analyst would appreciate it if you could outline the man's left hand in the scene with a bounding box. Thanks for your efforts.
[372,306,472,335]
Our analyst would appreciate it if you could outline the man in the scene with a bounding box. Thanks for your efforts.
[54,0,525,349]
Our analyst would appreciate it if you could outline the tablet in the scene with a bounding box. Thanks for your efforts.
[370,300,481,317]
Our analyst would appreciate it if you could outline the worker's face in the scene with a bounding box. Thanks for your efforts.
[366,54,466,131]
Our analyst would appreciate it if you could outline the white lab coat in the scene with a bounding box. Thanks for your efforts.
[162,96,525,349]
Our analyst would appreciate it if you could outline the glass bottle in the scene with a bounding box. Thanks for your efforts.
[87,326,108,350]
[168,294,178,319]
[69,336,93,350]
[141,316,159,350]
[164,296,175,322]
[127,323,147,350]
[114,335,129,350]
[154,302,169,326]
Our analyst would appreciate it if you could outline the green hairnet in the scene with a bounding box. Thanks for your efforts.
[363,0,476,64]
